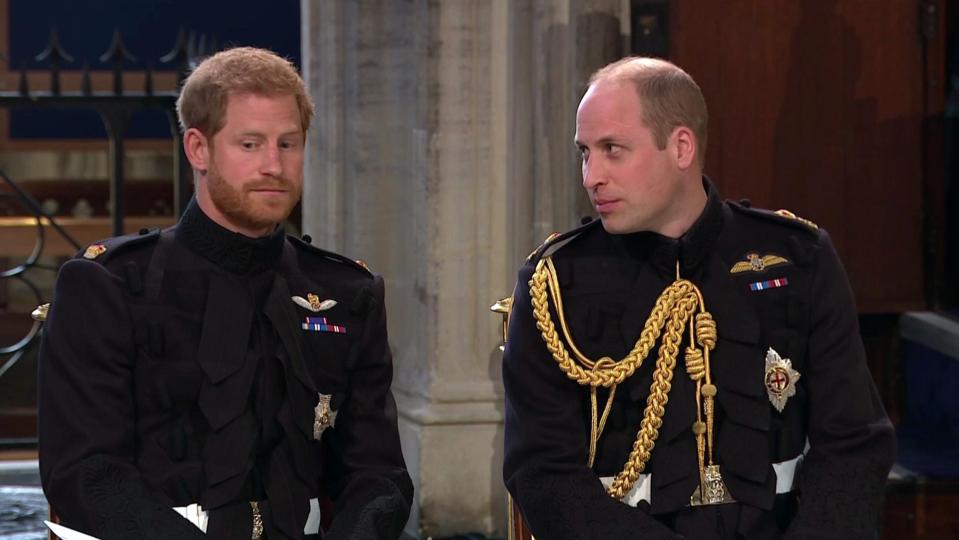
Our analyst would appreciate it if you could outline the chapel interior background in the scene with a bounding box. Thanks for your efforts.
[0,1,957,539]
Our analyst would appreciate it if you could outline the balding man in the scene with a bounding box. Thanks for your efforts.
[502,56,894,539]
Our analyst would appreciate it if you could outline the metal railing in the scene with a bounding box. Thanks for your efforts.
[0,170,79,378]
[0,27,218,233]
[0,28,214,412]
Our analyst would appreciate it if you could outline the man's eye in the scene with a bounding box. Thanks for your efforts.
[241,141,258,150]
[578,147,589,159]
[606,143,619,154]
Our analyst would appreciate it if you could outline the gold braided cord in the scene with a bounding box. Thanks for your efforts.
[606,293,699,498]
[695,312,717,349]
[529,256,718,499]
[587,357,618,467]
[705,392,716,464]
[587,383,617,468]
[689,315,707,493]
[531,258,699,388]
[543,257,597,369]
[588,388,600,467]
[685,313,706,380]
[696,311,718,467]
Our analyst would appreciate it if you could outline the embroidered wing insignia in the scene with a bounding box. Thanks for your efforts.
[730,253,790,274]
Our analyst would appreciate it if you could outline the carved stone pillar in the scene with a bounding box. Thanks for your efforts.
[301,1,627,536]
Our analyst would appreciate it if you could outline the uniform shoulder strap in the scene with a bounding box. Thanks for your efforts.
[727,200,820,236]
[526,218,602,263]
[77,227,162,264]
[287,235,374,277]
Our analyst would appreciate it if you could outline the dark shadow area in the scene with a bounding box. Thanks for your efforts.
[945,0,959,308]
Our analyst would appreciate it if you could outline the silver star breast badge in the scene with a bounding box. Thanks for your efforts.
[313,393,338,439]
[764,347,801,412]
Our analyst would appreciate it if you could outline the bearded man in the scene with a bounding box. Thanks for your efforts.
[38,47,412,540]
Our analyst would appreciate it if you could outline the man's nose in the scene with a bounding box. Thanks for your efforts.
[582,156,606,189]
[260,144,283,177]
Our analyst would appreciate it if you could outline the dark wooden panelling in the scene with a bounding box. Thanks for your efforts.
[671,0,935,312]
[883,480,959,539]
[0,410,36,440]
[859,314,902,422]
[921,0,948,309]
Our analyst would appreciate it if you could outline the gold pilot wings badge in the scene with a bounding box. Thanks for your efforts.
[313,393,338,439]
[730,252,790,274]
[292,293,337,312]
[764,347,801,412]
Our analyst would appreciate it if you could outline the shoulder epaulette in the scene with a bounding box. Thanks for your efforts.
[727,200,820,236]
[77,227,161,264]
[288,235,374,277]
[526,218,602,263]
[773,209,819,230]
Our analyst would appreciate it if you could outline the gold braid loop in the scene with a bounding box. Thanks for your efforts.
[685,347,706,381]
[695,312,717,350]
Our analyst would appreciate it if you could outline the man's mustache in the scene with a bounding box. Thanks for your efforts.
[244,178,295,191]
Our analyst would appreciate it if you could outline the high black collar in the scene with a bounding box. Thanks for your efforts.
[175,198,285,275]
[613,176,725,278]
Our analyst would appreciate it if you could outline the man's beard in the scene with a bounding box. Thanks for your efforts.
[206,162,301,236]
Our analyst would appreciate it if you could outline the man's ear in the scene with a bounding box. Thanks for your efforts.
[183,128,210,173]
[671,126,697,171]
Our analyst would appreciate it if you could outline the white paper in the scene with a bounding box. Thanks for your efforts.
[44,521,101,540]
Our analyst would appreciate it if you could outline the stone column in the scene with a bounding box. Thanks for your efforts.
[301,1,628,537]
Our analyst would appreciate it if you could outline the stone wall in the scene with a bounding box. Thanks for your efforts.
[301,1,628,536]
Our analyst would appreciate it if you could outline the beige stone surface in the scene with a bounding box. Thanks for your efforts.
[301,1,627,536]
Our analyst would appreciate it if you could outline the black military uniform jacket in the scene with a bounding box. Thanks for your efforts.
[39,200,413,539]
[503,179,895,539]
